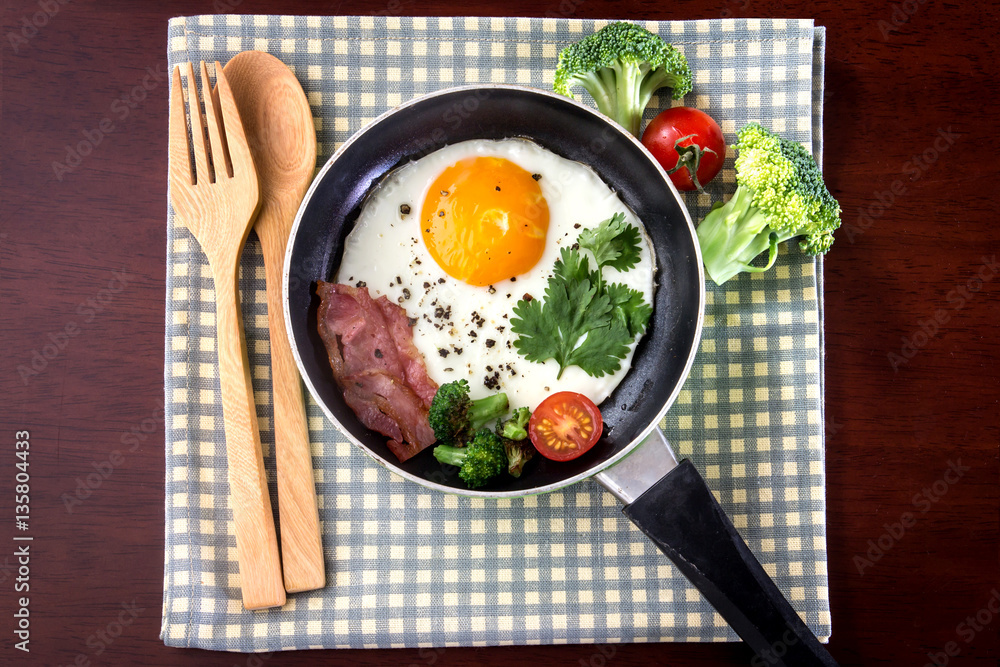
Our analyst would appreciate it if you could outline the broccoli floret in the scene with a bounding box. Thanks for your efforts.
[696,123,842,285]
[499,406,531,441]
[503,439,535,478]
[433,428,508,488]
[553,21,693,137]
[497,407,534,478]
[428,380,509,447]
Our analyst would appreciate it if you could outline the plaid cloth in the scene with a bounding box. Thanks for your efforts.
[162,16,831,651]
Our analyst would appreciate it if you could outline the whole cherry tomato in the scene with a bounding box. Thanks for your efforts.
[641,107,726,193]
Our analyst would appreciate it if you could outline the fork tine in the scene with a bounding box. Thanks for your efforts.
[200,62,232,180]
[185,61,211,185]
[213,62,254,179]
[210,75,234,180]
[169,65,194,188]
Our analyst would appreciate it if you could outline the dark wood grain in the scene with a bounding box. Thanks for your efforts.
[1,0,997,665]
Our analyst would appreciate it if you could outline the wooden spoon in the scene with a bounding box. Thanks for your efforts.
[223,51,324,594]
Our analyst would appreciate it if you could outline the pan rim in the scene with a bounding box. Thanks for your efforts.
[283,83,705,497]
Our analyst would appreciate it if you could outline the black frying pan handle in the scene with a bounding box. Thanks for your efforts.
[622,460,838,666]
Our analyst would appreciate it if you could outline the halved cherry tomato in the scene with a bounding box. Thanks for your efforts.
[528,392,603,461]
[641,106,726,194]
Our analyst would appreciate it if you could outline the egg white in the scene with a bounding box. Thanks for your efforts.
[334,138,656,411]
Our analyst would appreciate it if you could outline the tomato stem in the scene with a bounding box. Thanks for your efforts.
[664,133,717,195]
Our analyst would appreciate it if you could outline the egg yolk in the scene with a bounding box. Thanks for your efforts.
[421,157,549,286]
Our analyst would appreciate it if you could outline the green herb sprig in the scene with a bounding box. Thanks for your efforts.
[510,213,652,378]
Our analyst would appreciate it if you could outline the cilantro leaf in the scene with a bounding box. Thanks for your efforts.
[511,214,653,379]
[513,260,615,378]
[510,296,560,365]
[565,319,632,378]
[547,275,609,341]
[577,212,643,272]
[552,246,598,286]
[607,282,653,338]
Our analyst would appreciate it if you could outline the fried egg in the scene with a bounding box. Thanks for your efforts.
[335,138,655,410]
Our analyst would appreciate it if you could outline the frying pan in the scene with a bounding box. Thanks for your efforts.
[284,85,837,666]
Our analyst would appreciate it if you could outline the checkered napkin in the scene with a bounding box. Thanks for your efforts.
[161,16,831,651]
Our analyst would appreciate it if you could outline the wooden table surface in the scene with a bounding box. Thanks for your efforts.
[2,0,997,665]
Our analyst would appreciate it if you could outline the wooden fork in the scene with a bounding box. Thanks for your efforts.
[169,61,285,610]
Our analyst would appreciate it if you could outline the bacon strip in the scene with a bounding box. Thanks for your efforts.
[316,282,438,462]
[376,296,439,407]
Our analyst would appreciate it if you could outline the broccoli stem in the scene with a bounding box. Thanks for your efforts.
[639,68,682,113]
[501,407,532,440]
[696,185,781,284]
[580,71,617,122]
[433,445,467,467]
[614,60,646,137]
[469,393,509,431]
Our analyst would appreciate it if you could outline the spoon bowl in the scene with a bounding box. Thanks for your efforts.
[226,53,316,198]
